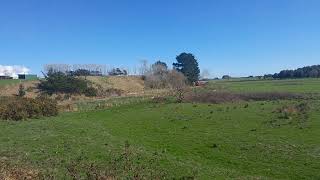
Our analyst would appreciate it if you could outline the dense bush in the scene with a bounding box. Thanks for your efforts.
[84,87,98,97]
[0,96,58,121]
[38,71,97,97]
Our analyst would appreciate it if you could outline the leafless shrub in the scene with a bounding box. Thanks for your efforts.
[183,91,302,104]
[44,64,107,75]
[167,70,187,102]
[144,63,168,89]
[144,64,188,102]
[184,91,241,104]
[239,92,302,101]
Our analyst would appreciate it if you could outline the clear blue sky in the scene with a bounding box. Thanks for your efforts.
[1,0,319,77]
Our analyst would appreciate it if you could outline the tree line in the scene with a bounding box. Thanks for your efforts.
[264,65,320,79]
[43,53,201,84]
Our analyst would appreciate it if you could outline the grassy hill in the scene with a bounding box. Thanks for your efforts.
[0,76,145,98]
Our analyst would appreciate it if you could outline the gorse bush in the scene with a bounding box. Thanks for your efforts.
[38,71,97,97]
[0,96,58,121]
[84,87,98,97]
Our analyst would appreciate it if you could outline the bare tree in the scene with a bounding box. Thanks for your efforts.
[144,61,169,89]
[139,60,149,76]
[44,64,106,76]
[44,64,71,74]
[167,70,187,102]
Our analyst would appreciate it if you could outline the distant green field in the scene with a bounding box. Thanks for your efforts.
[209,78,320,93]
[0,79,22,87]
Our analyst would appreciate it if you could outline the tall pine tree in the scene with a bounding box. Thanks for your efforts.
[173,53,200,83]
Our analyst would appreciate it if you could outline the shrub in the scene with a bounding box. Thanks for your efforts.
[276,102,310,119]
[38,71,97,97]
[0,101,29,121]
[144,65,187,102]
[167,70,187,102]
[84,87,98,97]
[18,84,26,97]
[0,96,58,121]
[104,88,123,97]
[36,96,58,117]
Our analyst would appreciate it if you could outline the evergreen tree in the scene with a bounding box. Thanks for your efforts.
[173,53,200,83]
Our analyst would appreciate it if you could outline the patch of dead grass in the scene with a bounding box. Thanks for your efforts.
[0,160,40,180]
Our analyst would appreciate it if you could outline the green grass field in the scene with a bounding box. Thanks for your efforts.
[1,79,320,179]
[209,78,320,93]
[0,79,22,87]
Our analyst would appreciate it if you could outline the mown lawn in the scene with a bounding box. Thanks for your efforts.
[1,99,320,179]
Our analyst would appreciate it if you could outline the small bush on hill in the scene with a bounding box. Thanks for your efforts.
[84,87,98,97]
[18,84,26,97]
[104,88,123,96]
[93,85,123,97]
[38,71,97,97]
[0,96,58,121]
[145,61,169,89]
[144,62,188,102]
[167,70,187,102]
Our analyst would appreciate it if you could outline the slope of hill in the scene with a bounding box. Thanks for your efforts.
[0,76,145,98]
[0,80,39,98]
[87,76,145,94]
